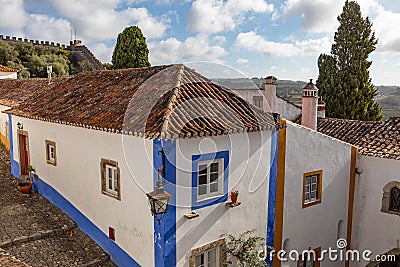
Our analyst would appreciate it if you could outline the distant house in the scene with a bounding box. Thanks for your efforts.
[0,65,359,267]
[0,64,18,149]
[0,64,17,79]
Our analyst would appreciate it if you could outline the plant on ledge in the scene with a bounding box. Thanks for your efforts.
[230,191,239,203]
[223,230,269,267]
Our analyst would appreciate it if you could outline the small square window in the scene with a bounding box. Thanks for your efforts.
[101,159,121,200]
[253,96,263,109]
[190,239,225,267]
[298,247,321,267]
[197,159,224,201]
[45,140,57,166]
[302,170,322,208]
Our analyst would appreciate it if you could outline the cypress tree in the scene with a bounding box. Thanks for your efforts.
[112,26,150,69]
[317,0,382,121]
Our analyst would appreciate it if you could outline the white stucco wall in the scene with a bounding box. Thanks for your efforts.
[282,121,353,267]
[0,72,17,79]
[231,89,271,112]
[275,97,301,122]
[174,130,273,266]
[10,116,155,266]
[0,104,10,148]
[352,156,400,267]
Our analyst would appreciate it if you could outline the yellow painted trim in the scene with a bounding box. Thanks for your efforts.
[345,146,357,267]
[273,119,287,267]
[0,133,10,150]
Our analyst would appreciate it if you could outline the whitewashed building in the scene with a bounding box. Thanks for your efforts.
[0,64,17,149]
[0,64,17,79]
[0,65,361,267]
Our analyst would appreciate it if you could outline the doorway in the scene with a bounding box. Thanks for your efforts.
[17,130,30,177]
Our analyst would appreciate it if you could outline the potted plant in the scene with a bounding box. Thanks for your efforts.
[17,166,34,194]
[230,191,239,204]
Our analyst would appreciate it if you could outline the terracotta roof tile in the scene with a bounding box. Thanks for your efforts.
[316,117,399,160]
[0,64,18,73]
[1,64,280,139]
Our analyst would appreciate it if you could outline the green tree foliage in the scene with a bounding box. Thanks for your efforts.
[112,26,150,69]
[0,40,71,78]
[317,0,382,121]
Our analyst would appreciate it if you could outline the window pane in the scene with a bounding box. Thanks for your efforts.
[108,177,113,190]
[198,185,207,195]
[210,173,218,183]
[195,254,204,267]
[210,182,218,193]
[114,169,118,191]
[311,183,317,191]
[199,175,207,185]
[208,248,216,262]
[199,164,207,175]
[210,162,219,172]
[305,193,310,201]
[311,191,316,199]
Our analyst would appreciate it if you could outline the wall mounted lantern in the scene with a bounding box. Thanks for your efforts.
[146,149,171,220]
[17,122,23,130]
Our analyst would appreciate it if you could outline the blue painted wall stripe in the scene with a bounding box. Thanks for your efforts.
[153,139,177,267]
[8,115,19,178]
[266,130,278,265]
[33,177,140,267]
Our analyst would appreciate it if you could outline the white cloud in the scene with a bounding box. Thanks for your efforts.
[46,0,168,41]
[24,14,71,44]
[149,35,226,65]
[0,0,27,32]
[88,42,114,63]
[280,0,343,33]
[373,8,400,52]
[236,57,249,64]
[234,31,331,57]
[187,0,274,34]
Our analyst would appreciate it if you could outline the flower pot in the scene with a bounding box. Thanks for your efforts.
[17,182,32,194]
[230,193,238,204]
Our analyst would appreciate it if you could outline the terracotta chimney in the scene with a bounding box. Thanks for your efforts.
[301,79,319,130]
[263,76,277,113]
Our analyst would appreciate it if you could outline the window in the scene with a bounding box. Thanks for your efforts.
[298,247,321,267]
[189,239,225,267]
[45,140,57,166]
[381,181,400,216]
[253,96,263,109]
[100,159,121,200]
[302,170,322,208]
[192,151,229,210]
[389,187,400,212]
[198,159,223,200]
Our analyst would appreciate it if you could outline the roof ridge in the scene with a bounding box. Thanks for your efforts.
[160,64,185,137]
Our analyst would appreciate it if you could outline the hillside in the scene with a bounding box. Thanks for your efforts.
[216,78,400,120]
[0,36,103,78]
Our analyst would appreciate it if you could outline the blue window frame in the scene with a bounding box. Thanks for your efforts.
[192,151,229,210]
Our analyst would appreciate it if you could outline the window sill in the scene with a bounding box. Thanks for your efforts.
[381,209,400,216]
[101,191,121,201]
[302,199,321,209]
[46,160,56,166]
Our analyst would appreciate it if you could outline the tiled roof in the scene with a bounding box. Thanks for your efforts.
[0,64,18,72]
[358,117,400,160]
[0,78,46,107]
[2,64,280,139]
[315,117,399,160]
[316,117,380,146]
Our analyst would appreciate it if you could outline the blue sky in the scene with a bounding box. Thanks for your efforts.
[0,0,399,85]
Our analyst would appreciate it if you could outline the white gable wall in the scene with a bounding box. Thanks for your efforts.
[0,104,10,149]
[0,71,17,79]
[282,122,353,267]
[352,156,400,266]
[175,130,273,266]
[10,115,155,266]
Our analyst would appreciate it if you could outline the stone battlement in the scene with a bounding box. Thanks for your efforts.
[0,35,68,49]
